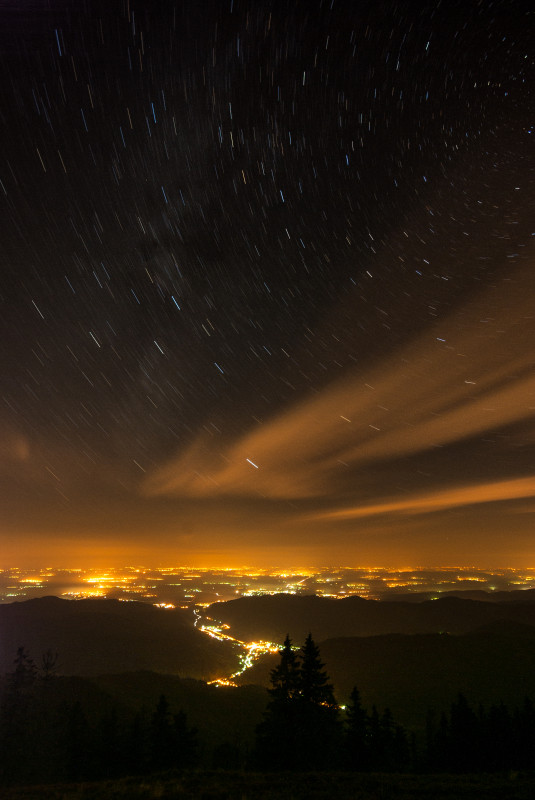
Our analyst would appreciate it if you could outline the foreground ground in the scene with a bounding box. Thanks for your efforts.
[2,771,535,800]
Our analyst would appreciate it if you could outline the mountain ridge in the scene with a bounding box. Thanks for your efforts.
[0,596,237,679]
[207,592,535,641]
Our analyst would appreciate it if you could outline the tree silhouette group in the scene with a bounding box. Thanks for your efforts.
[3,639,535,784]
[0,648,198,785]
[344,686,409,772]
[426,693,535,773]
[253,634,408,772]
[254,633,340,770]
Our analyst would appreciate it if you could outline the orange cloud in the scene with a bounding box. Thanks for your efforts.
[144,264,535,504]
[312,475,535,521]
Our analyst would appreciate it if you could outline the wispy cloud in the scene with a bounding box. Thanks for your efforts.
[312,476,535,522]
[144,266,535,509]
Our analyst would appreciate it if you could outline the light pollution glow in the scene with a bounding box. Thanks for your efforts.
[2,259,535,568]
[143,261,535,551]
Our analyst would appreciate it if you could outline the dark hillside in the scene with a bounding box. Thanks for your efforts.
[386,588,535,603]
[0,597,237,680]
[208,592,535,641]
[239,624,535,730]
[93,671,267,751]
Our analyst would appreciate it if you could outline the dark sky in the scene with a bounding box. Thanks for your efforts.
[1,0,534,568]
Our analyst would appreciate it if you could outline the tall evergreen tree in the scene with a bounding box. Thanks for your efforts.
[150,694,175,771]
[148,695,198,772]
[345,689,409,773]
[299,633,336,707]
[373,707,409,772]
[449,693,479,772]
[367,705,382,770]
[267,634,301,703]
[296,634,341,770]
[254,633,341,771]
[173,709,199,768]
[345,686,369,770]
[254,634,301,770]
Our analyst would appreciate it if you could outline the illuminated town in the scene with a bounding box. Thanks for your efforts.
[3,565,535,607]
[3,565,535,687]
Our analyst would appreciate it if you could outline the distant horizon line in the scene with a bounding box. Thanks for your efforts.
[1,564,534,572]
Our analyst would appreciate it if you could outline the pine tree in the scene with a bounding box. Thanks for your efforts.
[150,694,175,771]
[173,709,199,768]
[254,633,341,771]
[299,633,337,707]
[449,693,479,772]
[268,634,301,703]
[345,689,408,772]
[345,686,369,770]
[254,634,301,770]
[375,707,409,772]
[296,633,341,770]
[148,695,198,772]
[367,705,382,770]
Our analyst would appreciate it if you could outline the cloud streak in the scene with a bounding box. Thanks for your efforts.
[312,475,535,522]
[144,263,535,514]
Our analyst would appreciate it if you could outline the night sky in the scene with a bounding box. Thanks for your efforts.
[1,0,534,568]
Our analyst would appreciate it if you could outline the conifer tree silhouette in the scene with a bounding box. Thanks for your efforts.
[150,694,175,771]
[299,633,336,707]
[148,694,198,772]
[173,708,199,768]
[254,633,341,771]
[268,633,301,703]
[345,686,369,769]
[296,633,341,770]
[254,634,301,770]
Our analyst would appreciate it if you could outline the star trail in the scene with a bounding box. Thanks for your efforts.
[0,0,533,567]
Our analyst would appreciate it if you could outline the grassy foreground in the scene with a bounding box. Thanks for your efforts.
[2,771,535,800]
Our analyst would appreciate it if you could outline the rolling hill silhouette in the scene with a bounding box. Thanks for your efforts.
[237,621,535,729]
[0,596,237,679]
[207,592,535,642]
[5,592,535,736]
